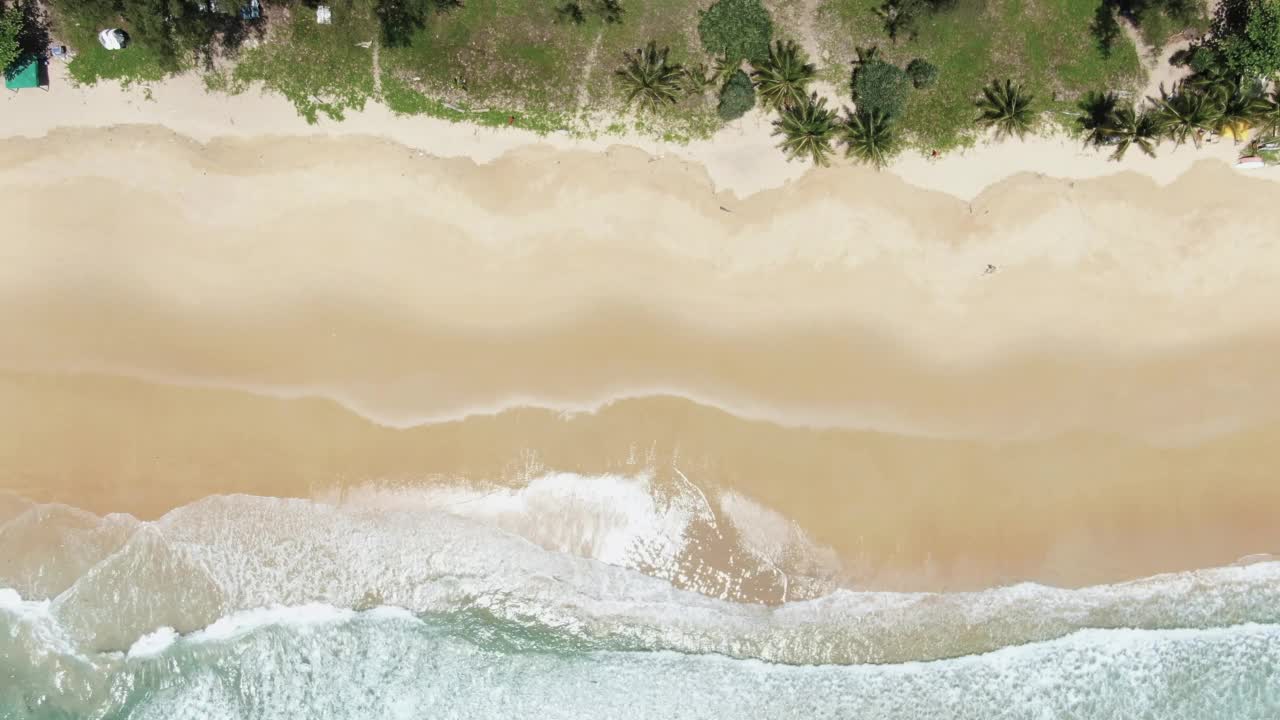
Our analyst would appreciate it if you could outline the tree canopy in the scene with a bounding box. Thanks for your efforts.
[905,58,937,88]
[1210,0,1280,78]
[852,58,910,118]
[0,7,20,73]
[717,67,756,120]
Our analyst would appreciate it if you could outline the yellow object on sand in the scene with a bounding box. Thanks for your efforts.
[1221,122,1251,141]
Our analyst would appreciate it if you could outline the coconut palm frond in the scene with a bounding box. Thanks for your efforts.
[839,107,899,168]
[772,92,839,166]
[615,41,685,113]
[975,78,1036,140]
[751,40,816,110]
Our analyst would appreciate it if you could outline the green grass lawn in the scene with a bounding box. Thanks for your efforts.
[56,5,174,86]
[67,42,170,85]
[378,0,716,136]
[1138,5,1211,51]
[48,0,1156,148]
[231,0,378,122]
[816,0,1145,149]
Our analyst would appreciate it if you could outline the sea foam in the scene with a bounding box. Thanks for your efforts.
[5,490,1276,668]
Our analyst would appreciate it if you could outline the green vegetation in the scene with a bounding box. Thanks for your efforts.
[1090,3,1122,57]
[773,92,838,165]
[1104,105,1161,159]
[975,78,1036,139]
[697,0,772,63]
[751,40,814,110]
[839,107,899,167]
[905,57,936,88]
[1077,90,1120,147]
[852,56,910,118]
[1214,76,1269,135]
[68,42,169,84]
[873,0,926,42]
[25,0,1280,165]
[1152,83,1219,146]
[555,0,623,25]
[1074,53,1277,162]
[233,1,376,123]
[1256,91,1280,137]
[1100,0,1207,51]
[616,41,685,113]
[818,0,1143,148]
[1208,0,1280,78]
[1,5,21,72]
[681,61,717,96]
[716,67,754,119]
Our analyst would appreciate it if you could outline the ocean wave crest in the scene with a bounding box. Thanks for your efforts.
[2,489,1279,669]
[4,593,1279,719]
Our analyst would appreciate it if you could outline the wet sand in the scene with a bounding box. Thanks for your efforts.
[2,127,1280,594]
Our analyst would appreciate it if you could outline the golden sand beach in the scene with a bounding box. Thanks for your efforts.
[3,119,1280,599]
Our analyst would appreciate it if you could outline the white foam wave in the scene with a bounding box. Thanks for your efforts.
[3,486,1279,671]
[127,627,178,659]
[15,492,1274,667]
[196,604,356,643]
[318,472,700,571]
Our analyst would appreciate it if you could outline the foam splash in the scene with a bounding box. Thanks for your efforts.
[2,480,1280,718]
[127,627,178,659]
[1,490,1277,670]
[318,472,699,571]
[195,604,357,644]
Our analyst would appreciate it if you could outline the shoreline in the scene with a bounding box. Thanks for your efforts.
[3,125,1280,593]
[3,64,1277,200]
[5,371,1280,594]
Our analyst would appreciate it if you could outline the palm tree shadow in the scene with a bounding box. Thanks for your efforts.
[14,0,51,60]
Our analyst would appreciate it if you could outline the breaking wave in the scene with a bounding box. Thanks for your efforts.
[2,484,1279,718]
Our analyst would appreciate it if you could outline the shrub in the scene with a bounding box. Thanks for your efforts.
[1,8,20,72]
[1210,0,1280,78]
[717,68,756,120]
[1090,3,1121,57]
[905,58,937,88]
[853,59,910,118]
[698,0,772,64]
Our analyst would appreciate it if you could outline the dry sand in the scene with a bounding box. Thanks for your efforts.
[2,76,1280,595]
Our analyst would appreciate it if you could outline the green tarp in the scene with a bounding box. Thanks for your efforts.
[4,56,40,90]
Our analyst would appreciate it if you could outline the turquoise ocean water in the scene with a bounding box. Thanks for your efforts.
[3,493,1279,719]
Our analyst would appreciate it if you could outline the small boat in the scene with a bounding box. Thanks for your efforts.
[1235,156,1265,169]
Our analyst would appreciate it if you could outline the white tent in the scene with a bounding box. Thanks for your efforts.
[98,29,128,50]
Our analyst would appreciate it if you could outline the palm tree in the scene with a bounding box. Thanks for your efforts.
[873,0,917,42]
[682,62,717,97]
[1256,90,1280,139]
[976,79,1036,140]
[852,46,880,73]
[773,92,839,166]
[752,40,816,110]
[616,42,685,113]
[713,53,739,85]
[1076,91,1119,149]
[839,107,899,168]
[1212,77,1268,142]
[1151,83,1219,148]
[1103,106,1161,161]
